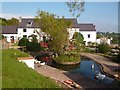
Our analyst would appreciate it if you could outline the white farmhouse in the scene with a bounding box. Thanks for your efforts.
[2,18,96,46]
[17,18,46,42]
[66,18,96,46]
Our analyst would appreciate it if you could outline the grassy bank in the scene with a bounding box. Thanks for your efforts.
[2,49,60,88]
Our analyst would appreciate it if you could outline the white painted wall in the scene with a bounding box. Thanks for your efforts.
[19,59,35,69]
[17,28,44,42]
[80,31,96,46]
[3,27,96,46]
[3,34,18,43]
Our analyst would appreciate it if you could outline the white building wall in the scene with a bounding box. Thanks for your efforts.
[67,28,96,46]
[3,34,18,43]
[80,31,96,46]
[17,28,43,42]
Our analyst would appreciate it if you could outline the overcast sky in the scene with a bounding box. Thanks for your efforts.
[1,2,119,33]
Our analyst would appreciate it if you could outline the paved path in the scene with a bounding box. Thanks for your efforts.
[35,64,83,89]
[35,63,119,89]
[80,53,120,78]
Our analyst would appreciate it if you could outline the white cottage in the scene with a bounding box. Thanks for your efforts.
[17,18,45,42]
[2,18,96,46]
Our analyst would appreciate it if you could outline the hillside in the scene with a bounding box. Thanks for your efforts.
[2,49,60,88]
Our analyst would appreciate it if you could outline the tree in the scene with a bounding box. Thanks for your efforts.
[67,0,85,18]
[35,11,70,54]
[0,18,7,26]
[98,43,111,54]
[7,18,19,25]
[67,0,85,48]
[73,32,84,44]
[0,17,19,26]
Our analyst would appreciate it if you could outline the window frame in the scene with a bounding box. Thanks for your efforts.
[23,28,27,32]
[88,34,90,38]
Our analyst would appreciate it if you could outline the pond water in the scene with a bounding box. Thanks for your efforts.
[51,57,114,84]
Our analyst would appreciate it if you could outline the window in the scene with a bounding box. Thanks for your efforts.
[27,20,32,27]
[88,34,90,38]
[28,21,31,25]
[10,36,14,39]
[23,28,26,32]
[23,35,27,38]
[33,31,35,33]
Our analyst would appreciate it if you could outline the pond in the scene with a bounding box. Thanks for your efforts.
[50,56,115,84]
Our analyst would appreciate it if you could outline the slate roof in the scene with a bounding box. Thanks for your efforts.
[78,24,96,31]
[18,18,36,28]
[2,18,96,34]
[65,18,78,25]
[2,26,17,34]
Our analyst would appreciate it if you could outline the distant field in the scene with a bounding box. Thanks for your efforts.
[2,49,60,88]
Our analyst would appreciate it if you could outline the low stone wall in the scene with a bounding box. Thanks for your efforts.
[17,57,35,69]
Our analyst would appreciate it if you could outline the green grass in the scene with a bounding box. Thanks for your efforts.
[2,49,60,88]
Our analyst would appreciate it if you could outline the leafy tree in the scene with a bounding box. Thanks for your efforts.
[0,18,7,26]
[73,32,84,44]
[0,17,19,26]
[35,11,70,54]
[98,43,111,53]
[7,17,19,26]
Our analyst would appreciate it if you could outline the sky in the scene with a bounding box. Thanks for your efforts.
[0,2,119,33]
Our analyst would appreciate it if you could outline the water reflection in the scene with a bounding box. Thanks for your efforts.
[51,57,114,84]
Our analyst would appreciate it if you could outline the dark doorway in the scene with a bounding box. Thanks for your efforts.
[10,36,14,43]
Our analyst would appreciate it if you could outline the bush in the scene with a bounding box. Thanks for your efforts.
[26,42,44,52]
[98,43,111,53]
[18,37,29,46]
[54,51,80,63]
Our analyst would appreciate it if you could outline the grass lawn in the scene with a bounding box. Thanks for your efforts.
[2,49,60,88]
